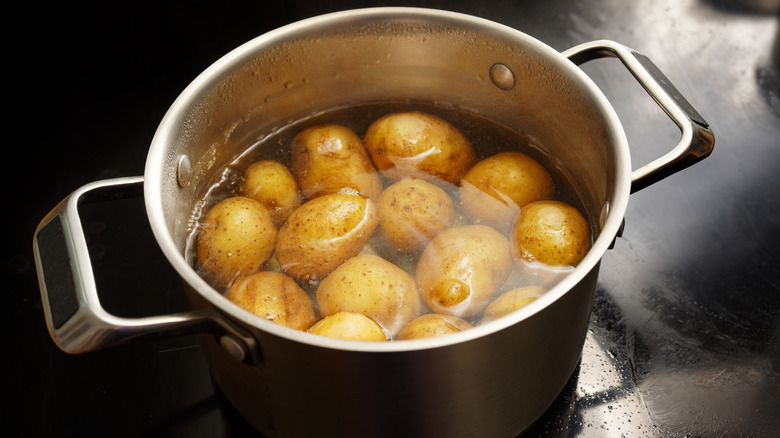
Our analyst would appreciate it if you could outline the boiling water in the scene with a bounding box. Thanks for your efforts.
[185,102,592,326]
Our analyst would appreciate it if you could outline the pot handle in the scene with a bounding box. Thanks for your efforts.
[563,40,715,192]
[32,177,261,364]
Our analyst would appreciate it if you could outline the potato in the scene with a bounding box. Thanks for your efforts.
[317,254,422,336]
[240,160,303,226]
[397,314,473,340]
[225,271,316,331]
[510,200,591,267]
[307,312,389,341]
[377,178,455,252]
[482,286,546,322]
[196,196,277,289]
[363,112,475,185]
[275,192,379,282]
[291,124,383,199]
[460,152,554,233]
[416,225,512,317]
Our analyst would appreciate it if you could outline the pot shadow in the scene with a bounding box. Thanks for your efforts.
[140,375,261,437]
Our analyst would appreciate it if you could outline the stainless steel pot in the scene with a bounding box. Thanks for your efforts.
[33,8,713,437]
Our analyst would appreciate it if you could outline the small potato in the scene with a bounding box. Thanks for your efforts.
[377,178,455,252]
[317,254,422,336]
[482,286,546,322]
[307,312,389,341]
[364,112,475,185]
[240,160,303,226]
[397,314,473,340]
[291,124,383,199]
[416,225,512,318]
[460,152,554,233]
[196,196,277,289]
[510,200,591,267]
[225,271,316,331]
[275,192,379,282]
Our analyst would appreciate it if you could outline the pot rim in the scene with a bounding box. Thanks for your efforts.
[144,6,632,353]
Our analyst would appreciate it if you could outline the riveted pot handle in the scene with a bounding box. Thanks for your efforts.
[32,177,261,364]
[563,40,715,192]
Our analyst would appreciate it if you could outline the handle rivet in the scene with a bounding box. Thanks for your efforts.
[489,63,516,91]
[177,155,192,188]
[220,335,247,361]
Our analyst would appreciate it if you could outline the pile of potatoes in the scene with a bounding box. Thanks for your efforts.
[196,111,591,342]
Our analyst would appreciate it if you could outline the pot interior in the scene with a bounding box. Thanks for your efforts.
[145,8,630,342]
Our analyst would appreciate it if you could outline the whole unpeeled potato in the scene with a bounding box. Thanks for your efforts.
[225,271,316,331]
[482,286,546,322]
[510,200,591,267]
[196,196,277,289]
[240,160,303,226]
[416,225,512,317]
[377,178,455,252]
[460,152,554,233]
[397,314,473,340]
[307,312,389,341]
[317,254,422,336]
[291,124,383,199]
[363,112,475,185]
[275,192,379,282]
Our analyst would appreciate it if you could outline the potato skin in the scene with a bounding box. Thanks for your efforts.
[363,112,475,185]
[307,312,389,341]
[510,200,591,267]
[225,271,316,331]
[460,152,554,233]
[482,286,546,322]
[275,192,379,282]
[316,254,422,336]
[291,124,383,199]
[416,225,512,317]
[196,196,277,289]
[397,314,473,340]
[377,178,455,252]
[240,160,303,226]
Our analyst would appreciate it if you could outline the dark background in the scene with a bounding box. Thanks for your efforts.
[5,0,780,436]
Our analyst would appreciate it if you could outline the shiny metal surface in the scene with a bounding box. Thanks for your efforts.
[563,40,714,192]
[39,9,640,437]
[5,0,779,436]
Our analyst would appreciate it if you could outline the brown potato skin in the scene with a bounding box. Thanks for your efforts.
[416,225,512,317]
[397,314,473,340]
[225,271,316,331]
[275,192,379,282]
[363,112,475,185]
[460,152,554,233]
[307,312,389,341]
[510,200,591,267]
[196,196,277,289]
[316,254,422,336]
[240,160,303,226]
[377,178,455,252]
[482,286,546,322]
[291,124,383,200]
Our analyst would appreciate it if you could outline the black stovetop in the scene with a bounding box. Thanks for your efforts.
[5,0,779,436]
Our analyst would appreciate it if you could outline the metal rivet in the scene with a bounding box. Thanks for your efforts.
[220,335,247,362]
[489,63,516,91]
[177,155,191,188]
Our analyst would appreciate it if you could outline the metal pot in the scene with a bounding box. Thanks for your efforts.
[33,8,713,437]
